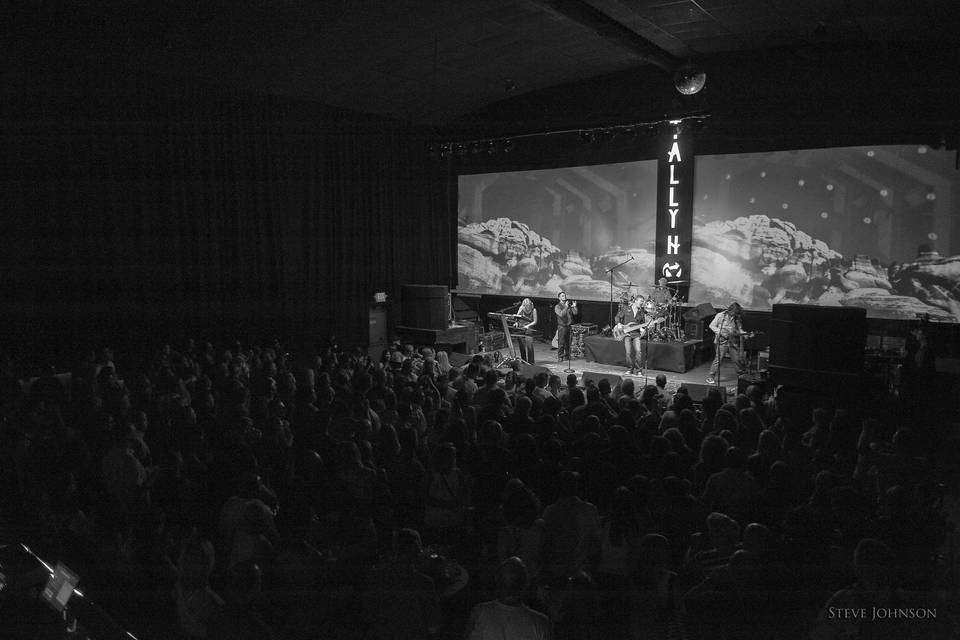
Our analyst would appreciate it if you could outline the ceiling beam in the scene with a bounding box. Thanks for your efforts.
[526,0,680,72]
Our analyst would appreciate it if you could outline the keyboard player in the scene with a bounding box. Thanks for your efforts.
[514,298,538,363]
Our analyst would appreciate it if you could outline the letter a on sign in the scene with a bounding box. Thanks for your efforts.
[668,142,682,163]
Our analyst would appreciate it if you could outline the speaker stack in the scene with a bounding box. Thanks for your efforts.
[400,284,449,330]
[768,304,867,405]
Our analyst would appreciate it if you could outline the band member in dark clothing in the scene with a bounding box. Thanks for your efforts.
[514,298,538,363]
[554,292,579,362]
[615,295,649,375]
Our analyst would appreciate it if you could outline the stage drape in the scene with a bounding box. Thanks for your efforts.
[0,50,453,362]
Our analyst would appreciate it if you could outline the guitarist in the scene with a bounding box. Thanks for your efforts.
[614,295,651,375]
[706,301,748,384]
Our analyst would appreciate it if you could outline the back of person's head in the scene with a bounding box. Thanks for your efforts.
[496,557,529,599]
[432,442,457,472]
[598,378,611,395]
[514,394,532,416]
[742,523,770,556]
[534,372,549,388]
[178,532,216,589]
[769,460,791,487]
[394,528,423,559]
[706,512,740,548]
[655,374,667,389]
[757,429,781,456]
[638,533,672,571]
[566,373,579,389]
[699,434,729,466]
[484,369,499,387]
[568,387,586,409]
[556,470,581,500]
[725,446,746,470]
[621,378,635,397]
[480,419,504,445]
[853,538,893,589]
[224,560,263,606]
[237,472,262,500]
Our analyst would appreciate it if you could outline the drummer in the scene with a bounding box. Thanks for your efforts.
[648,277,674,308]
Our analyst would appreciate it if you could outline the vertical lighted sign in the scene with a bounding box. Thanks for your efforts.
[655,122,694,291]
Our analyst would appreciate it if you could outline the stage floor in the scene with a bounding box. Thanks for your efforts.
[524,339,745,399]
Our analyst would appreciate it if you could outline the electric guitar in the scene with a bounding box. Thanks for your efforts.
[612,317,664,340]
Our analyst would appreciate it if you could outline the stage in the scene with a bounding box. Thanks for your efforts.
[508,338,751,402]
[582,336,703,373]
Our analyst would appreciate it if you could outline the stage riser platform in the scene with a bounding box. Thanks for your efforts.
[583,336,704,373]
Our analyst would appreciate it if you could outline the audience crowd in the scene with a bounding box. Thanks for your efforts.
[0,335,956,639]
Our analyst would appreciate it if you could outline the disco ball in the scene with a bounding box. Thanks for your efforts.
[673,63,706,95]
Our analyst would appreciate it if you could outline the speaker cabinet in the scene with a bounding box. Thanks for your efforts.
[680,382,720,403]
[368,303,389,359]
[770,304,866,374]
[400,284,448,330]
[580,370,623,389]
[684,320,704,340]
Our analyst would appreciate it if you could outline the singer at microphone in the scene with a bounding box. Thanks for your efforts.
[554,291,579,362]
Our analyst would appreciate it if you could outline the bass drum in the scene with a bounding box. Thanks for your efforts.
[643,299,664,316]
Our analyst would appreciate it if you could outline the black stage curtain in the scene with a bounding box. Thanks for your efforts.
[0,49,453,363]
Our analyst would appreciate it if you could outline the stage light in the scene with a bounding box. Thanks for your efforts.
[673,63,706,95]
[880,189,888,197]
[826,184,834,191]
[926,192,936,201]
[928,232,938,240]
[781,203,789,209]
[798,179,805,186]
[867,150,875,157]
[918,146,928,154]
[820,212,829,219]
[863,217,872,224]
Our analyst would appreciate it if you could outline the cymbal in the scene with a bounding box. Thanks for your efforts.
[666,280,689,284]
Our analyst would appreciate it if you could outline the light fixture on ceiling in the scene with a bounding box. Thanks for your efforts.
[673,62,706,95]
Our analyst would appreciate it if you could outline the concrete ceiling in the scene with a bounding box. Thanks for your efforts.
[15,0,960,126]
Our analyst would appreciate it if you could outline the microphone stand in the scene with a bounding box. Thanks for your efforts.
[605,256,634,333]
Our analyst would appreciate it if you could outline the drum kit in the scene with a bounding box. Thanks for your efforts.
[617,281,687,342]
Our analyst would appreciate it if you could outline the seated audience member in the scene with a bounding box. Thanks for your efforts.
[683,512,741,587]
[175,533,225,638]
[423,442,470,546]
[363,528,440,640]
[701,446,758,525]
[633,533,678,640]
[207,560,275,640]
[553,571,602,640]
[497,478,544,579]
[810,537,950,640]
[465,557,553,640]
[540,471,600,584]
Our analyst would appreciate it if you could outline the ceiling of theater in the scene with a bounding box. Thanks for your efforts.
[15,0,960,127]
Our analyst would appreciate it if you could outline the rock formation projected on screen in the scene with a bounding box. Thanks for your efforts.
[691,214,960,320]
[458,217,655,300]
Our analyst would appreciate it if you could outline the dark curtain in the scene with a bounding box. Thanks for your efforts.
[0,48,453,365]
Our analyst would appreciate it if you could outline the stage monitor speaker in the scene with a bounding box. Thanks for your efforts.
[683,302,716,322]
[770,304,867,374]
[684,320,704,341]
[580,370,623,389]
[737,373,768,397]
[678,382,718,403]
[400,284,448,331]
[448,350,506,368]
[518,361,550,380]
